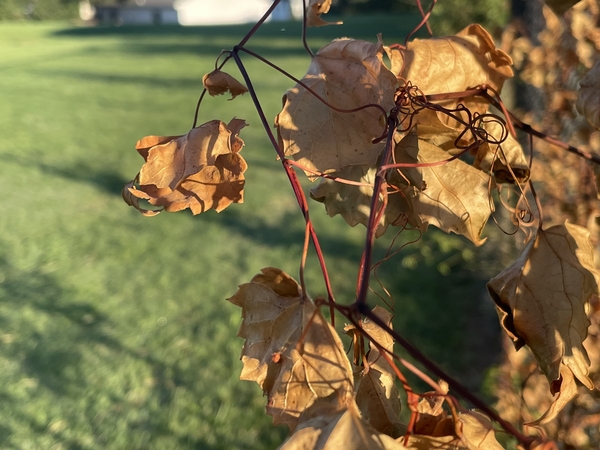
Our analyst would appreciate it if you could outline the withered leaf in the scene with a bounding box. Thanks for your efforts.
[386,25,512,131]
[398,139,494,246]
[525,364,579,426]
[124,119,247,215]
[202,70,248,100]
[473,120,530,183]
[310,165,411,238]
[487,222,599,407]
[228,267,353,430]
[278,403,407,450]
[456,411,503,449]
[356,306,403,437]
[276,36,397,178]
[576,58,600,130]
[306,0,342,27]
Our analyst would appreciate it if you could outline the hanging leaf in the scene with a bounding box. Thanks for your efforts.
[396,139,494,246]
[202,70,248,100]
[123,119,247,215]
[306,0,342,27]
[456,411,504,449]
[276,36,397,178]
[487,222,599,421]
[355,306,403,437]
[544,0,583,15]
[228,267,354,430]
[278,402,407,450]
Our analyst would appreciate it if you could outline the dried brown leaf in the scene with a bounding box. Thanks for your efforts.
[228,268,353,430]
[457,410,504,449]
[124,119,247,215]
[576,58,600,129]
[400,139,494,246]
[385,24,513,131]
[202,70,248,100]
[278,402,407,450]
[525,364,579,425]
[276,36,397,178]
[306,0,342,27]
[309,165,411,238]
[356,306,403,437]
[487,222,599,404]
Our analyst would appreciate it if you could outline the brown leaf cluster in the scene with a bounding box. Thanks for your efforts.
[229,268,508,449]
[279,25,530,246]
[123,118,247,216]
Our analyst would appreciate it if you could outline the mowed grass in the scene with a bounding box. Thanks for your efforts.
[0,17,501,449]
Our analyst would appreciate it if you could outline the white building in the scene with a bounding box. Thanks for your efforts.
[87,0,303,26]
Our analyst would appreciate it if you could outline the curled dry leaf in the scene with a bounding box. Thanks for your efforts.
[278,402,407,450]
[309,165,411,238]
[355,306,403,437]
[395,137,494,246]
[385,24,513,130]
[487,222,599,421]
[456,411,504,450]
[306,0,342,27]
[227,267,353,430]
[473,119,530,184]
[123,119,247,215]
[276,36,397,178]
[576,58,600,129]
[202,70,248,100]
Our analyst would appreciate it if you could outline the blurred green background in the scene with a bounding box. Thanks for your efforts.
[0,2,510,449]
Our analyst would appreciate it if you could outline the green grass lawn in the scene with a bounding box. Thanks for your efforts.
[0,17,503,449]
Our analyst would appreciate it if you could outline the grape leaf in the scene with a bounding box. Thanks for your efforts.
[396,138,494,246]
[576,58,600,129]
[306,0,342,27]
[456,411,504,449]
[123,119,247,215]
[276,36,397,178]
[487,222,599,421]
[228,267,354,430]
[355,306,403,437]
[278,402,407,450]
[202,70,248,100]
[385,24,513,131]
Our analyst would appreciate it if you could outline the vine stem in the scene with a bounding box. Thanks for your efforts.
[354,303,537,448]
[229,49,337,321]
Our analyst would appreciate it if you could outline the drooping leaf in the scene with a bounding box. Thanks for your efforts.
[278,402,407,450]
[276,36,397,178]
[355,306,403,437]
[228,268,354,430]
[306,0,342,27]
[456,411,504,449]
[487,222,599,412]
[202,70,248,100]
[398,139,494,246]
[123,119,248,215]
[576,58,600,129]
[473,119,530,183]
[310,165,412,237]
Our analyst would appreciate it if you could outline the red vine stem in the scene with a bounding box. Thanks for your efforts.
[355,304,536,448]
[229,49,337,322]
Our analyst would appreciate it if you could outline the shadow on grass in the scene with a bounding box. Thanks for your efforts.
[0,252,282,449]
